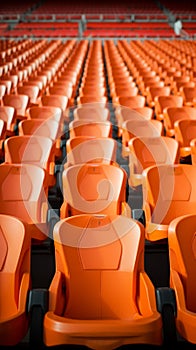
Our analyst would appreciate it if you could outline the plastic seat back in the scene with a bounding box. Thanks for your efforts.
[3,94,29,118]
[154,95,183,121]
[73,105,110,121]
[65,137,117,166]
[53,214,144,319]
[0,163,48,240]
[4,135,54,178]
[169,214,196,312]
[60,163,128,217]
[41,94,68,111]
[180,86,196,106]
[28,106,62,123]
[18,118,60,141]
[0,214,30,345]
[44,213,162,348]
[168,214,196,343]
[122,119,163,157]
[17,85,39,104]
[146,85,170,107]
[143,164,196,229]
[174,119,196,158]
[128,136,179,187]
[0,105,16,134]
[69,120,112,138]
[116,95,146,109]
[164,106,196,137]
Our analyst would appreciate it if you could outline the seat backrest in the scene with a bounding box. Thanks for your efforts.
[155,95,183,115]
[174,119,196,148]
[0,163,48,226]
[18,118,60,141]
[18,85,39,103]
[146,86,170,105]
[3,94,29,116]
[28,106,62,122]
[0,119,6,140]
[123,119,163,147]
[53,214,144,319]
[130,136,179,173]
[61,163,127,216]
[117,95,146,109]
[168,214,196,312]
[77,95,107,106]
[143,164,196,225]
[73,106,110,121]
[181,86,196,103]
[4,135,53,170]
[69,120,112,138]
[41,94,68,111]
[0,105,16,131]
[116,107,153,130]
[49,85,73,99]
[0,214,30,318]
[164,107,196,130]
[0,84,6,99]
[66,137,117,166]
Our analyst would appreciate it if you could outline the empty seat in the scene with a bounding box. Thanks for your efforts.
[41,94,68,121]
[4,135,56,187]
[69,120,112,138]
[0,214,31,345]
[42,214,163,348]
[142,164,196,241]
[179,86,196,107]
[65,136,117,167]
[60,163,130,218]
[17,85,40,106]
[122,118,163,158]
[73,105,110,121]
[146,85,170,108]
[77,95,108,106]
[115,107,154,139]
[168,214,196,345]
[128,136,180,187]
[0,105,17,137]
[27,105,63,136]
[164,106,196,137]
[0,163,49,241]
[3,94,29,122]
[115,95,146,109]
[174,119,196,159]
[154,95,183,121]
[18,118,62,158]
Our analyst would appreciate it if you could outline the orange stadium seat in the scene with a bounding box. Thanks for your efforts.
[128,136,180,187]
[174,119,196,159]
[142,164,196,242]
[60,163,130,218]
[122,118,163,157]
[42,214,163,348]
[69,120,112,138]
[168,214,196,345]
[164,106,196,137]
[65,136,117,167]
[73,104,110,121]
[0,163,49,241]
[0,214,31,346]
[4,135,56,188]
